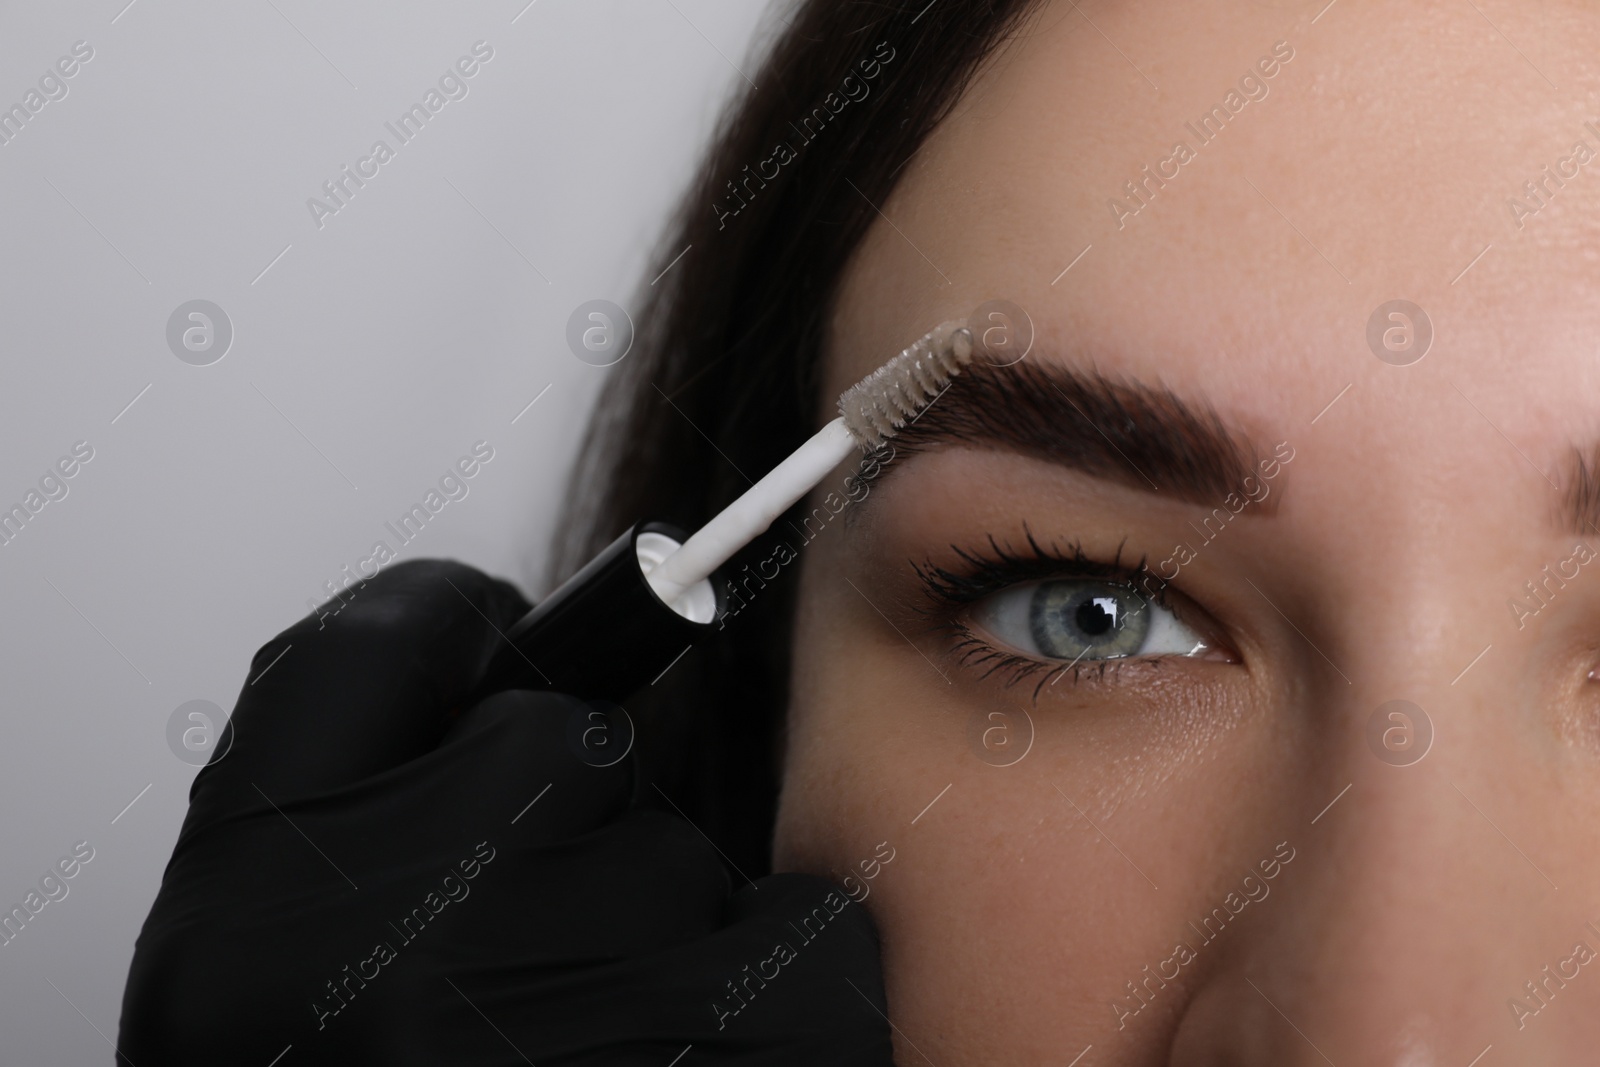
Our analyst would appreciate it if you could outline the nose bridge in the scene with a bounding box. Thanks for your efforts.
[1285,757,1546,994]
[1170,517,1600,1062]
[1287,453,1541,914]
[1167,707,1589,1063]
[1204,759,1588,1062]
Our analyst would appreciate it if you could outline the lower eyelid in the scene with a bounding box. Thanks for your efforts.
[945,622,1185,698]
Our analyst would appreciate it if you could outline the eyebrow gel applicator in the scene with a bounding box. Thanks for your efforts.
[477,320,975,702]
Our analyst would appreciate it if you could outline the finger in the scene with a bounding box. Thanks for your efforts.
[428,872,893,1064]
[322,690,639,865]
[198,693,702,936]
[197,559,533,805]
[124,692,658,1066]
[276,808,744,1061]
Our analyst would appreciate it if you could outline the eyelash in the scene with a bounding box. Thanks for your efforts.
[911,527,1184,699]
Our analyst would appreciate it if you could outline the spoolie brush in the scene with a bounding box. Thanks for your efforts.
[645,320,974,605]
[836,320,975,449]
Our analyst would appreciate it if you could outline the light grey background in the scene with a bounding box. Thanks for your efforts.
[0,1,778,1059]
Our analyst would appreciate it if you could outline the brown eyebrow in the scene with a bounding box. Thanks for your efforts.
[1561,448,1600,537]
[869,358,1276,511]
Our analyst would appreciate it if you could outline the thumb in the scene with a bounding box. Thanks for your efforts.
[194,559,533,812]
[362,689,638,856]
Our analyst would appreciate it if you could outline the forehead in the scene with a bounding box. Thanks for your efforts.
[828,0,1600,473]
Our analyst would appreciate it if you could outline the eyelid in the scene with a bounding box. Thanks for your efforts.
[911,529,1237,697]
[914,530,1166,608]
[965,578,1214,662]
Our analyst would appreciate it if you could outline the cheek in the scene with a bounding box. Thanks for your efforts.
[774,596,1133,1054]
[772,521,1288,1059]
[772,565,900,873]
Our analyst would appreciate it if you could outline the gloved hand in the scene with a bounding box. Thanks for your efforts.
[117,559,893,1065]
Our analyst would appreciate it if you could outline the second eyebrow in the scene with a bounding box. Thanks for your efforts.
[866,357,1277,512]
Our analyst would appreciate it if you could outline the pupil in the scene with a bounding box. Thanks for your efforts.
[1075,597,1116,637]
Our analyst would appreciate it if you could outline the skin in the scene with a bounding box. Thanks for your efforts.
[771,0,1600,1062]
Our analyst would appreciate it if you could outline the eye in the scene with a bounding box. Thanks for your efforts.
[968,578,1214,663]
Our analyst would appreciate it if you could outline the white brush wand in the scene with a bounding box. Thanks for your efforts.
[477,320,975,702]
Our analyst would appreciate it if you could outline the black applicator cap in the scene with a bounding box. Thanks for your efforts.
[475,520,725,703]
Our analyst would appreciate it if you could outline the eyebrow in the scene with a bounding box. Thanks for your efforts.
[872,358,1276,511]
[1561,449,1600,536]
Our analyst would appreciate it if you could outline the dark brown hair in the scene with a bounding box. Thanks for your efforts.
[555,0,1042,877]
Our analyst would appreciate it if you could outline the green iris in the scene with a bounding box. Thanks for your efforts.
[1027,580,1150,661]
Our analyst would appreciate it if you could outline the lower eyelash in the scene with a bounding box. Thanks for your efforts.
[945,618,1174,700]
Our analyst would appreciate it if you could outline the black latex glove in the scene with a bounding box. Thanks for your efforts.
[117,559,894,1065]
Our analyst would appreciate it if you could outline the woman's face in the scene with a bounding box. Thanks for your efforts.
[774,0,1600,1061]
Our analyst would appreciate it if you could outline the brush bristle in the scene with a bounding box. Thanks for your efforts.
[837,320,974,448]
